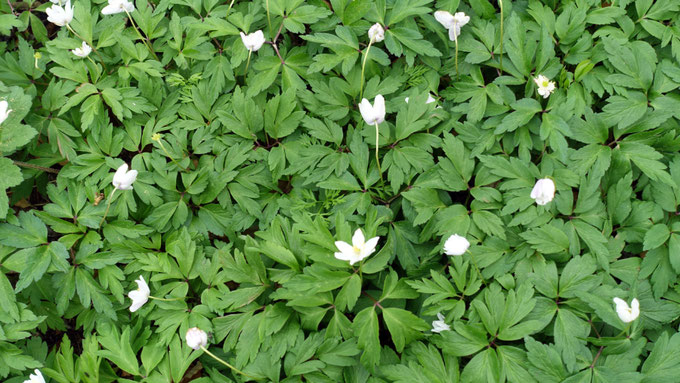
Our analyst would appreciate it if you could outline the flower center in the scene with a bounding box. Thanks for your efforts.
[541,80,550,87]
[352,245,361,254]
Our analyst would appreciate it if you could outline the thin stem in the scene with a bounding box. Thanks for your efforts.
[358,260,364,282]
[454,33,459,79]
[614,322,633,338]
[66,24,108,72]
[271,42,284,64]
[200,346,254,379]
[499,0,504,73]
[590,346,604,369]
[273,17,285,42]
[244,49,252,76]
[266,0,272,36]
[467,251,487,286]
[7,0,15,16]
[374,122,382,179]
[360,39,373,99]
[100,188,117,225]
[124,9,159,60]
[157,139,190,172]
[225,0,235,19]
[12,160,59,174]
[86,55,98,69]
[149,296,184,301]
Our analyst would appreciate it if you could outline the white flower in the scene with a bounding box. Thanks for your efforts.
[24,369,45,383]
[405,94,437,104]
[112,163,138,190]
[434,10,470,41]
[45,0,73,27]
[101,0,135,15]
[443,234,470,256]
[0,100,11,125]
[334,229,380,266]
[530,178,556,206]
[534,74,556,99]
[71,41,92,58]
[358,95,385,125]
[128,275,150,312]
[431,313,451,333]
[240,30,266,52]
[185,327,208,350]
[613,297,640,323]
[368,23,385,43]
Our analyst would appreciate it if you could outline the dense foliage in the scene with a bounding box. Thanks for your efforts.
[2,0,680,381]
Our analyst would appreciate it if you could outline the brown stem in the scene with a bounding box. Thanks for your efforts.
[590,346,604,368]
[271,42,284,64]
[362,291,383,309]
[273,16,285,43]
[13,160,59,174]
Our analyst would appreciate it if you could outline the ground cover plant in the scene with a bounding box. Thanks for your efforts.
[2,0,680,381]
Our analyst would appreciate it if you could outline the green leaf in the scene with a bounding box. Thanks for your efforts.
[643,224,670,251]
[641,332,680,382]
[618,142,675,186]
[668,234,680,274]
[525,336,567,383]
[0,212,47,248]
[98,326,141,376]
[521,225,569,254]
[382,307,429,352]
[495,98,542,134]
[264,89,305,139]
[0,158,23,219]
[553,309,589,370]
[353,307,381,368]
[460,348,501,382]
[602,92,648,130]
[438,323,488,357]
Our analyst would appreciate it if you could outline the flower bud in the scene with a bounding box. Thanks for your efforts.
[613,297,640,323]
[368,23,385,43]
[530,178,555,205]
[443,234,470,256]
[185,327,208,350]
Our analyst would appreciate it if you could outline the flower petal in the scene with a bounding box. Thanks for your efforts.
[434,10,455,29]
[352,229,365,248]
[362,236,380,257]
[334,241,354,254]
[373,94,385,124]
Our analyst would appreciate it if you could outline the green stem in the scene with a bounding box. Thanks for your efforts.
[66,24,108,72]
[374,122,382,179]
[615,322,633,338]
[124,9,159,60]
[454,32,459,79]
[266,0,272,36]
[100,188,117,226]
[360,39,374,99]
[149,296,184,301]
[200,346,254,379]
[499,0,504,73]
[86,55,97,68]
[244,49,252,76]
[467,251,486,286]
[157,139,190,172]
[358,260,364,282]
[225,0,235,19]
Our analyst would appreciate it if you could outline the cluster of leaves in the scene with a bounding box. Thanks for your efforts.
[2,0,680,381]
